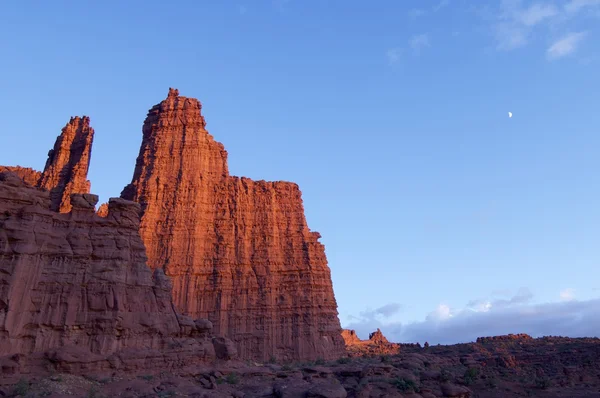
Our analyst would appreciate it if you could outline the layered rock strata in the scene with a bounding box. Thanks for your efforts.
[0,172,235,375]
[121,88,345,361]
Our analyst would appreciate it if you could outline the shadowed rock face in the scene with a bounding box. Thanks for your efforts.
[0,166,41,186]
[0,172,235,374]
[121,88,345,361]
[38,116,94,213]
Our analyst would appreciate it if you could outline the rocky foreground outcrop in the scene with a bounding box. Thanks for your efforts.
[121,88,345,361]
[3,335,600,397]
[0,172,236,375]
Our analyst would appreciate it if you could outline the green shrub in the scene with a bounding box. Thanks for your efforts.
[535,377,551,389]
[315,358,326,365]
[87,385,99,398]
[11,379,29,397]
[464,367,479,385]
[486,378,498,389]
[393,378,420,393]
[226,372,239,385]
[336,357,351,364]
[440,369,452,382]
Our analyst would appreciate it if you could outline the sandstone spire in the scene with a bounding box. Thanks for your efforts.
[122,88,345,361]
[38,116,94,212]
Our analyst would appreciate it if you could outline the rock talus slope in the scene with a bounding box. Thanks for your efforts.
[121,88,345,361]
[0,171,234,375]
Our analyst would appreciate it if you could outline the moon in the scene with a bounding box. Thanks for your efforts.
[508,112,513,118]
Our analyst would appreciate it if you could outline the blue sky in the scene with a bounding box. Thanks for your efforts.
[1,0,599,344]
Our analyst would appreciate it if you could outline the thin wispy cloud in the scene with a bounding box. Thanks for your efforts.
[433,0,450,12]
[408,8,427,19]
[547,31,587,59]
[517,3,558,26]
[494,1,559,50]
[273,0,290,12]
[386,48,402,65]
[409,34,430,53]
[565,0,600,14]
[560,288,576,301]
[491,0,595,57]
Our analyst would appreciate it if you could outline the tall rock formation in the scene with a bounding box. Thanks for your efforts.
[121,88,345,361]
[0,171,233,375]
[38,116,94,213]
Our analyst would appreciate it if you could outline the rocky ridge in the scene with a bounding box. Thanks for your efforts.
[0,171,236,376]
[3,335,600,397]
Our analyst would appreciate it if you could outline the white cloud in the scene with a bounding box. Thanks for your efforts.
[433,0,450,12]
[492,1,563,51]
[273,0,290,12]
[495,23,529,50]
[409,34,431,53]
[427,304,454,321]
[386,48,402,65]
[565,0,600,13]
[408,8,427,18]
[373,303,403,317]
[560,288,576,301]
[547,31,587,59]
[345,288,600,344]
[491,1,594,55]
[517,3,559,26]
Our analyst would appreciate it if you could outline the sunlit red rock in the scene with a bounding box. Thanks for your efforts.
[121,88,345,361]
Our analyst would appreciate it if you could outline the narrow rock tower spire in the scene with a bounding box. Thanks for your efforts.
[38,116,94,213]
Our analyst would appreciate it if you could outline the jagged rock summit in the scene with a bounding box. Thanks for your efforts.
[38,116,94,213]
[0,116,94,213]
[121,88,345,361]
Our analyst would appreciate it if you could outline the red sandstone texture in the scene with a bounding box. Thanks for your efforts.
[0,166,41,186]
[37,116,94,213]
[96,202,109,217]
[0,171,236,375]
[121,88,345,361]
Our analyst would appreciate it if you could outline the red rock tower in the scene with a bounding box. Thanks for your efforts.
[38,116,94,212]
[122,88,345,360]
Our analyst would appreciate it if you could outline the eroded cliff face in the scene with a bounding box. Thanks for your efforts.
[121,88,345,361]
[0,172,234,375]
[38,116,94,213]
